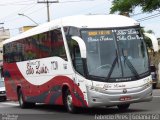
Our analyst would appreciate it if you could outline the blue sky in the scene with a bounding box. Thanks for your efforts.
[0,0,159,38]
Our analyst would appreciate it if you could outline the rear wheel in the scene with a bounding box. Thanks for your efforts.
[117,104,130,110]
[64,89,77,113]
[18,89,35,108]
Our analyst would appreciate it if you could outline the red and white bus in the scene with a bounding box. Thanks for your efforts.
[3,15,152,113]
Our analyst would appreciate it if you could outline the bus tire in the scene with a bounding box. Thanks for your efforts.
[64,89,77,113]
[18,89,35,108]
[117,104,130,110]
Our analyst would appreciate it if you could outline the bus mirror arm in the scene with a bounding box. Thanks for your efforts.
[71,36,86,58]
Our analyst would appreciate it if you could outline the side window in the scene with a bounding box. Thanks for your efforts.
[31,35,40,59]
[4,44,11,63]
[16,40,24,61]
[23,35,39,60]
[25,37,36,60]
[39,32,51,58]
[51,29,67,60]
[13,41,23,62]
[4,29,67,62]
[4,41,23,62]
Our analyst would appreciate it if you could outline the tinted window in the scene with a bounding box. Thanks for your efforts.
[3,28,67,63]
[38,32,51,58]
[51,29,67,60]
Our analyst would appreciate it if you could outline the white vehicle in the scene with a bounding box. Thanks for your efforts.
[3,14,152,113]
[0,80,6,101]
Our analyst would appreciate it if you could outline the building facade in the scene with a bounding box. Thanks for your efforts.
[0,28,10,61]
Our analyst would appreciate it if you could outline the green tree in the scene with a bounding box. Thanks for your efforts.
[110,0,160,14]
[143,29,154,49]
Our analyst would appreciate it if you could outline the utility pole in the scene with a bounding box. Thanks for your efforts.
[37,0,59,22]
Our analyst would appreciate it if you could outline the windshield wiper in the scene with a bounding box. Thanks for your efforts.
[122,49,140,79]
[105,50,118,81]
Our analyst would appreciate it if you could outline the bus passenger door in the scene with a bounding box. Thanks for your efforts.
[73,45,84,76]
[72,45,87,106]
[67,37,87,106]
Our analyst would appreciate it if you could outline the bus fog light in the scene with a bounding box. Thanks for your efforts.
[92,98,96,102]
[150,92,152,96]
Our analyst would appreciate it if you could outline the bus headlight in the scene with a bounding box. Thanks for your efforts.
[143,77,152,87]
[144,80,152,88]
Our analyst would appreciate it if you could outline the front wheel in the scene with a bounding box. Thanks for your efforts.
[18,89,35,108]
[64,89,77,113]
[117,104,130,110]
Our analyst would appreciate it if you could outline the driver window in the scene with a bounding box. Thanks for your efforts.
[67,39,85,76]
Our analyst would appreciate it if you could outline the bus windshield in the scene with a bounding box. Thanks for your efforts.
[81,27,149,82]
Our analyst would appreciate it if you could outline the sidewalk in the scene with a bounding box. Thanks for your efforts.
[156,83,160,89]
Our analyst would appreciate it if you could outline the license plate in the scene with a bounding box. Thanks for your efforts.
[119,96,131,101]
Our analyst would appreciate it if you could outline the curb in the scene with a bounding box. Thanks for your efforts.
[156,83,160,89]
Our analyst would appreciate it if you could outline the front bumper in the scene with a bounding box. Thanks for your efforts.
[87,85,152,107]
[0,94,6,101]
[0,91,6,98]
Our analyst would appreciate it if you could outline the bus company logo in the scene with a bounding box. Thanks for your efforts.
[26,61,49,75]
[114,84,126,88]
[26,62,34,75]
[123,88,127,94]
[103,84,112,89]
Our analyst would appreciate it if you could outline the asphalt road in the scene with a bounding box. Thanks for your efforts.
[0,90,160,120]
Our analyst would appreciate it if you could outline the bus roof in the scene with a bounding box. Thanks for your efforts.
[3,14,139,44]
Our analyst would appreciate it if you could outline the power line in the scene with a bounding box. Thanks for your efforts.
[2,0,104,33]
[59,0,95,3]
[136,12,160,22]
[0,0,35,6]
[37,0,59,22]
[0,3,34,6]
[137,15,160,22]
[37,0,96,22]
[0,4,37,23]
[20,4,37,13]
[130,12,144,17]
[0,5,47,25]
[0,0,98,24]
[23,5,49,22]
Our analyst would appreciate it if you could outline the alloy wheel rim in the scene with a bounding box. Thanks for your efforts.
[67,94,72,111]
[19,94,23,106]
